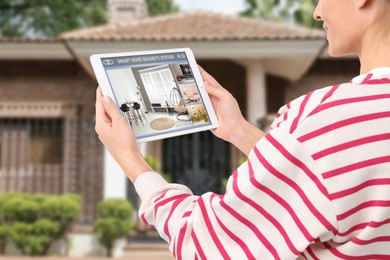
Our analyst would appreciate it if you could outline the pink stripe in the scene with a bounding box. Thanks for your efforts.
[300,252,309,260]
[175,221,188,260]
[277,103,290,128]
[323,156,390,179]
[219,198,280,259]
[172,236,176,259]
[290,91,313,134]
[231,170,301,256]
[309,94,390,117]
[163,199,187,242]
[305,246,320,260]
[182,211,192,218]
[352,236,390,245]
[329,178,390,200]
[298,111,390,142]
[140,213,149,225]
[209,194,256,259]
[154,191,167,203]
[337,218,390,237]
[362,78,390,85]
[253,146,336,231]
[266,134,329,198]
[313,133,390,160]
[321,84,340,103]
[154,194,191,219]
[361,73,373,84]
[191,230,207,260]
[337,200,390,221]
[324,242,390,259]
[248,161,314,242]
[198,197,230,258]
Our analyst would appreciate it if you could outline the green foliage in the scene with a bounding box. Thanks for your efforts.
[94,199,134,257]
[0,0,106,37]
[0,224,8,254]
[41,195,81,225]
[0,193,81,256]
[144,155,171,182]
[2,194,39,223]
[0,0,180,38]
[241,0,321,28]
[237,156,248,167]
[10,220,60,256]
[145,0,179,16]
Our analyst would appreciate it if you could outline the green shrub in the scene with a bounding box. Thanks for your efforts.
[41,194,81,255]
[10,220,60,256]
[94,199,134,257]
[0,193,81,256]
[0,225,8,255]
[2,195,39,223]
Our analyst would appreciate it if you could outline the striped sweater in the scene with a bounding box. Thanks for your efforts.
[135,67,390,259]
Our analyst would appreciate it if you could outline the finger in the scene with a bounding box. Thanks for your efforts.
[101,96,123,124]
[204,83,226,99]
[96,87,112,128]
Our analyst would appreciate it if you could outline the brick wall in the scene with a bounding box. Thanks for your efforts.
[0,60,104,223]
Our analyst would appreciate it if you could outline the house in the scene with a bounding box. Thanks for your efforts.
[0,0,360,256]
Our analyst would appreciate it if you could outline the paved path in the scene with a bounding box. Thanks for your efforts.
[1,243,175,260]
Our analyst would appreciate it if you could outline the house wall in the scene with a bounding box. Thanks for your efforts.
[0,60,104,224]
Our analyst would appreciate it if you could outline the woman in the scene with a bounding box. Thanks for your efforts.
[95,0,390,259]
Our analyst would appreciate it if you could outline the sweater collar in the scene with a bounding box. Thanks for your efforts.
[351,67,390,85]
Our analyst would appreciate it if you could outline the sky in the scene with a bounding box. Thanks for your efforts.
[174,0,247,14]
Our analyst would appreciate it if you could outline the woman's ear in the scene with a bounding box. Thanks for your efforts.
[356,0,372,9]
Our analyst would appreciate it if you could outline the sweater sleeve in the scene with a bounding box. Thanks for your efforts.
[135,127,338,260]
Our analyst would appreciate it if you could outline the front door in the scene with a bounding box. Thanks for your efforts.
[162,131,231,195]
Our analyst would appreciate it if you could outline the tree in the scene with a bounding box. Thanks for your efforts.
[0,0,179,38]
[0,0,106,37]
[241,0,321,28]
[145,0,179,17]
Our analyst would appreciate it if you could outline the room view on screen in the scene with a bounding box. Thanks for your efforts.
[101,52,211,139]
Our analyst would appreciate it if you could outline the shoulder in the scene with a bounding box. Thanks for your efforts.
[270,83,344,134]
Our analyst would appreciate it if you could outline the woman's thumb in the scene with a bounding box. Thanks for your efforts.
[102,96,121,119]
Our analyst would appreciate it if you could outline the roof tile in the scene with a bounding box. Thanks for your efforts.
[61,10,325,41]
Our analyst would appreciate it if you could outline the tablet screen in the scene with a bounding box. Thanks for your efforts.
[100,51,213,140]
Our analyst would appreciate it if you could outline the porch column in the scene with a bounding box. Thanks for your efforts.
[245,60,267,126]
[103,142,149,199]
[103,150,127,198]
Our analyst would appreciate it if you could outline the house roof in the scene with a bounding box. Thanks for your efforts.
[61,10,325,41]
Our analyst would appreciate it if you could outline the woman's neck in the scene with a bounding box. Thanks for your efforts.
[359,10,390,74]
[359,43,390,74]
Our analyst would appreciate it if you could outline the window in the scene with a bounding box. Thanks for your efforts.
[0,118,64,177]
[139,65,177,105]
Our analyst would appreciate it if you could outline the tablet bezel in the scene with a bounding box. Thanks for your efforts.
[90,48,219,143]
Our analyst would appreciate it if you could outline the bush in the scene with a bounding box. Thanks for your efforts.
[94,199,134,257]
[0,225,8,255]
[2,194,39,223]
[0,193,81,256]
[10,220,60,256]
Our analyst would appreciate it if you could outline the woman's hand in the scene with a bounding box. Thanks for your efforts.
[95,88,152,182]
[199,65,246,142]
[199,66,264,156]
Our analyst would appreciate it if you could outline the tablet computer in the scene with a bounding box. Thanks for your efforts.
[90,48,218,143]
